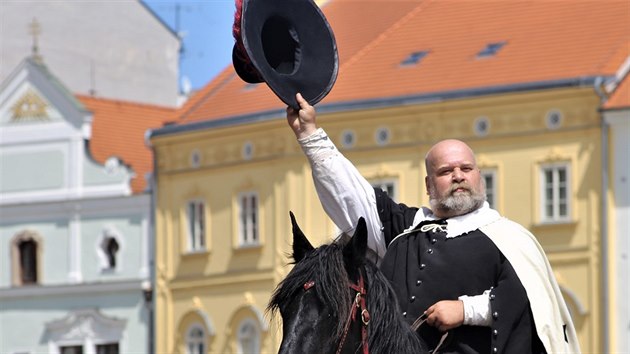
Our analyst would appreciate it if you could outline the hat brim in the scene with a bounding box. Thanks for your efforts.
[240,0,338,109]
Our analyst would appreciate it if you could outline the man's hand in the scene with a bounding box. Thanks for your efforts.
[425,300,465,332]
[286,93,317,139]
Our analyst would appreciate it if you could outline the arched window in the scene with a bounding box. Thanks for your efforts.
[237,319,260,354]
[186,324,206,354]
[98,226,124,272]
[19,239,38,284]
[11,230,42,286]
[103,237,119,269]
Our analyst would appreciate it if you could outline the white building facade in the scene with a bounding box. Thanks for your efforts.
[0,59,152,354]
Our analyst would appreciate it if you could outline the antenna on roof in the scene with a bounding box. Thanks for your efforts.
[28,17,43,63]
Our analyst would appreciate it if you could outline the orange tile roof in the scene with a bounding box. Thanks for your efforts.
[176,0,630,124]
[77,95,177,194]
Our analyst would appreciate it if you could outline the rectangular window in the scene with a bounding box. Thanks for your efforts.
[239,192,259,246]
[540,163,570,222]
[187,200,206,252]
[371,179,398,202]
[96,343,119,354]
[481,169,497,209]
[60,346,83,354]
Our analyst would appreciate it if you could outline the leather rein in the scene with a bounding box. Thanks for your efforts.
[303,270,371,354]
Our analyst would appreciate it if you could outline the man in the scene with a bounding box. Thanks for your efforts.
[287,93,580,353]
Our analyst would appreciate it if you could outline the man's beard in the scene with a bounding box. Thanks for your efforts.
[429,182,486,217]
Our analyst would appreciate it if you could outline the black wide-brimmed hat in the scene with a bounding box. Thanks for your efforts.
[232,0,338,109]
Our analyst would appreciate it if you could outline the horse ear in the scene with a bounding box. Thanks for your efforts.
[343,217,368,267]
[290,211,314,263]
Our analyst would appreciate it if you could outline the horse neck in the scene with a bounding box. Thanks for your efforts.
[363,264,427,354]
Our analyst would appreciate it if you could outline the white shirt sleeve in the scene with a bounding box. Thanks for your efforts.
[458,290,492,326]
[298,128,387,259]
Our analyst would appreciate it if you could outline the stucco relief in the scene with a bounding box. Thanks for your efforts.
[45,308,126,343]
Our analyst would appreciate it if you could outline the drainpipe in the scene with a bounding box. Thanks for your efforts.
[594,76,609,354]
[145,129,157,354]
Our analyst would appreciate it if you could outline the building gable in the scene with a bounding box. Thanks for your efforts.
[0,58,132,204]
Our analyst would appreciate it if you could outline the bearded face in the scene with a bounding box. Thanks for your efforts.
[424,139,487,218]
[428,178,486,218]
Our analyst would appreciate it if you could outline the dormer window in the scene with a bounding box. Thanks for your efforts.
[476,42,506,58]
[400,50,429,66]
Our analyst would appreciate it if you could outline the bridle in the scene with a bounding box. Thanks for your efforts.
[302,273,371,354]
[303,270,370,354]
[337,270,370,354]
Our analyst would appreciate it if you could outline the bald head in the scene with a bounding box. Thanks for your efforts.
[424,139,485,218]
[425,139,477,176]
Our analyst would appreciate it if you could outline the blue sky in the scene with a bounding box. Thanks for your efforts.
[143,0,236,92]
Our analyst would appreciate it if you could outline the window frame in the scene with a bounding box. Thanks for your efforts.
[185,324,207,354]
[481,168,498,210]
[11,230,43,286]
[59,344,84,354]
[370,178,399,202]
[236,318,260,354]
[97,226,124,273]
[539,162,571,223]
[186,199,207,253]
[238,191,260,247]
[95,342,119,354]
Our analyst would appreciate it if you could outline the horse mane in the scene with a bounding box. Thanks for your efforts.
[363,259,426,353]
[268,240,351,340]
[268,234,425,353]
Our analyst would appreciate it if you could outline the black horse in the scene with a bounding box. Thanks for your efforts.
[268,212,428,354]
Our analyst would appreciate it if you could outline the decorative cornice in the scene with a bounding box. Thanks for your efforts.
[169,271,274,290]
[0,279,146,299]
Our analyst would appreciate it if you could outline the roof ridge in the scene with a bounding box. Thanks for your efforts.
[178,69,237,122]
[338,0,435,73]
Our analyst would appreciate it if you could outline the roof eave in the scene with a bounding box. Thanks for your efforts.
[149,76,604,139]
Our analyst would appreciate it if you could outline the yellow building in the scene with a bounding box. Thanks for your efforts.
[148,2,629,353]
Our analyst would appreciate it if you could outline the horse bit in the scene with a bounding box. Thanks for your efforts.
[303,270,371,354]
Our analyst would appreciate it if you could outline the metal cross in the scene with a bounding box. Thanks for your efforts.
[28,17,43,62]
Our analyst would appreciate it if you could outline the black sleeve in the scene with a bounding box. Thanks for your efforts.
[373,187,419,247]
[490,254,547,354]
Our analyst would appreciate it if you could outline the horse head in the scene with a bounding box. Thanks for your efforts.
[291,210,368,279]
[269,212,427,354]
